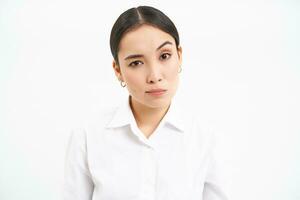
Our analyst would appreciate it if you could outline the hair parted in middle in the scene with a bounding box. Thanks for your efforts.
[109,6,180,66]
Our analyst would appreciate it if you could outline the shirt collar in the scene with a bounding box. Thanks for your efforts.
[105,95,136,129]
[105,95,186,133]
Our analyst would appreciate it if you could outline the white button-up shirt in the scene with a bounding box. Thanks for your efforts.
[63,95,229,200]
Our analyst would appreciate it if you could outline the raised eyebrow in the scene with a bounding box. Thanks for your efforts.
[124,54,143,60]
[156,41,173,51]
[124,41,173,60]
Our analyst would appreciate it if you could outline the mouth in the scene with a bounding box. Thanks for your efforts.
[146,89,167,93]
[145,89,167,97]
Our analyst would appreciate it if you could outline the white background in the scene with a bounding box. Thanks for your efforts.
[1,0,299,199]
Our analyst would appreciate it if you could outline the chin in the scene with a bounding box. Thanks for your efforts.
[145,98,171,108]
[131,92,173,108]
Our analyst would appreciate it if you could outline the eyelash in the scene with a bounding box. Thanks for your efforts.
[128,53,172,67]
[129,60,143,67]
[160,53,171,60]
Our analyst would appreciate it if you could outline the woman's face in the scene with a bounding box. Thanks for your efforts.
[112,24,182,109]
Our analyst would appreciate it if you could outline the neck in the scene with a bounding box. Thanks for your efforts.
[129,96,170,128]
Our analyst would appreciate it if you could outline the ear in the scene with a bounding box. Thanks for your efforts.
[177,45,183,67]
[112,60,123,81]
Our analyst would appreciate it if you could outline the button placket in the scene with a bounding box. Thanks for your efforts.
[140,146,157,200]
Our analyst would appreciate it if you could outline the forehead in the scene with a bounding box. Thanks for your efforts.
[118,24,175,54]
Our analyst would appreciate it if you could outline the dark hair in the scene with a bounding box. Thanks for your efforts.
[109,6,180,66]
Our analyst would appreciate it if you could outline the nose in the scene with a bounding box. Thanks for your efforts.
[146,65,163,84]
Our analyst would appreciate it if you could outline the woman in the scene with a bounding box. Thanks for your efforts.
[64,5,229,200]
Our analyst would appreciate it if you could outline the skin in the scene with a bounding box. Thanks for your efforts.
[112,24,182,138]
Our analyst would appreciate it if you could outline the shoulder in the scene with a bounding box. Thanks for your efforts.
[181,104,216,149]
[177,101,212,134]
[69,105,119,140]
[86,106,118,126]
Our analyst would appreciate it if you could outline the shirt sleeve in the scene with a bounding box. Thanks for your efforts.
[203,130,229,200]
[63,128,94,200]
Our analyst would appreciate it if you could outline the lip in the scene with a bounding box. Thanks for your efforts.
[146,88,167,93]
[146,88,167,97]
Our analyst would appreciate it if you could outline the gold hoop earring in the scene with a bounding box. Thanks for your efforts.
[120,81,126,87]
[178,66,182,73]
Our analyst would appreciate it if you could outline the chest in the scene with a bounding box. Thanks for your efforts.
[88,133,208,200]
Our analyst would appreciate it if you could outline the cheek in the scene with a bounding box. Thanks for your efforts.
[164,61,179,81]
[124,71,144,91]
[125,71,141,84]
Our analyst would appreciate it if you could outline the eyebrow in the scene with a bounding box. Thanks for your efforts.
[124,41,173,60]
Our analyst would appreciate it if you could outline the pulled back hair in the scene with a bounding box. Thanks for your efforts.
[109,6,180,66]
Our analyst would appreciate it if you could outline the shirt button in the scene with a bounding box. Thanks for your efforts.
[141,147,156,199]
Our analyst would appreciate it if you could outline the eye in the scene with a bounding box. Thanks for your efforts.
[160,53,171,60]
[129,60,143,67]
